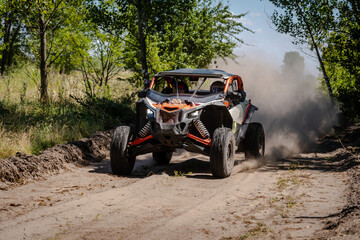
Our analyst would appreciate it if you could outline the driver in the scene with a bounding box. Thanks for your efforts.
[177,82,189,93]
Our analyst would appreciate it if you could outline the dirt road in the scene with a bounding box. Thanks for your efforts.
[1,146,356,240]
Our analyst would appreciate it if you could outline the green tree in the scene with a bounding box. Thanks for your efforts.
[22,0,83,102]
[154,0,247,71]
[77,30,124,97]
[87,0,248,86]
[87,0,164,86]
[0,0,26,75]
[282,51,305,76]
[322,1,360,117]
[268,0,335,100]
[268,0,360,118]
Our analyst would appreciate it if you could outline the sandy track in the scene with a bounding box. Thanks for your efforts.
[0,149,349,240]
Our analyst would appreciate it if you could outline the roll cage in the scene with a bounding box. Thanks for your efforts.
[149,68,244,94]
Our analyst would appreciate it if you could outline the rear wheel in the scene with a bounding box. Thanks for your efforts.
[210,127,235,178]
[244,122,265,159]
[152,151,173,165]
[110,126,135,175]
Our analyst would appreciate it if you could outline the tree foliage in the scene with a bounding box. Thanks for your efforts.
[87,0,248,86]
[77,30,124,97]
[0,0,27,75]
[322,1,360,118]
[268,0,360,118]
[282,51,305,76]
[22,0,86,102]
[1,0,248,101]
[269,0,336,46]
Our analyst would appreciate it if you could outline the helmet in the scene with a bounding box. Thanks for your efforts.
[210,81,225,93]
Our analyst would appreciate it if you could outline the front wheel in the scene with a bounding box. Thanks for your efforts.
[244,122,265,159]
[210,127,235,178]
[110,126,135,175]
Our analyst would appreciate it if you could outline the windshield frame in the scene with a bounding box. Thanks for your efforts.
[146,89,224,104]
[149,70,244,95]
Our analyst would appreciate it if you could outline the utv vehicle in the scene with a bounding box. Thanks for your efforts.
[111,68,265,178]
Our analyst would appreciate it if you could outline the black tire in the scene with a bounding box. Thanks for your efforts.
[210,127,235,178]
[244,122,265,159]
[110,126,135,175]
[152,151,173,165]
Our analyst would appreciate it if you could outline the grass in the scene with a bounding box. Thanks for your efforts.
[93,213,101,222]
[288,162,301,171]
[221,222,270,240]
[0,63,138,158]
[173,170,192,177]
[0,123,32,158]
[277,177,300,190]
[286,197,296,209]
[273,174,302,219]
[268,196,280,208]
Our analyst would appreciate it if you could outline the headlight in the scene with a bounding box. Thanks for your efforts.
[188,110,199,119]
[147,108,155,118]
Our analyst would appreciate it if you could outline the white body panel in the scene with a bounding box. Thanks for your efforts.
[229,100,250,124]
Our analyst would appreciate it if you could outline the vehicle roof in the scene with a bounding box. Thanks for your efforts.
[155,68,235,79]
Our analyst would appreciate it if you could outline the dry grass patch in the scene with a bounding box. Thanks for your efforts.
[0,65,137,159]
[221,222,271,240]
[0,124,32,159]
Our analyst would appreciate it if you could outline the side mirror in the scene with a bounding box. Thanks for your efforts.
[137,91,147,98]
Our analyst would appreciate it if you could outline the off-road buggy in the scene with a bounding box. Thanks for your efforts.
[111,69,265,178]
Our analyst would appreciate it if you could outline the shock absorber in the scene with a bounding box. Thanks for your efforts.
[138,122,151,138]
[193,120,210,138]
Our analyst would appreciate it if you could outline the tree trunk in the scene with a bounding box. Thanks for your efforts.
[1,14,11,75]
[295,1,334,102]
[7,23,21,70]
[1,48,8,76]
[136,0,149,88]
[39,15,48,102]
[1,10,21,75]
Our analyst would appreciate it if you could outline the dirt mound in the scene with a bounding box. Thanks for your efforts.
[0,131,112,190]
[314,166,360,239]
[315,122,360,152]
[314,123,360,239]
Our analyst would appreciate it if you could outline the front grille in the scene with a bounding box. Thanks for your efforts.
[159,110,180,124]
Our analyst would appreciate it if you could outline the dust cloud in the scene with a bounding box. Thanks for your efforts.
[214,53,338,160]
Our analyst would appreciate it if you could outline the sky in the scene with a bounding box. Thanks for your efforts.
[227,0,319,75]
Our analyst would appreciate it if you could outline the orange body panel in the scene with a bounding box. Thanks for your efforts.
[130,135,153,146]
[224,75,244,93]
[130,133,211,147]
[188,133,211,146]
[152,102,198,112]
[149,76,156,89]
[241,99,252,124]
